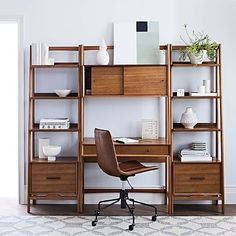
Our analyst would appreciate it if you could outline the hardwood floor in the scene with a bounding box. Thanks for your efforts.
[2,198,236,216]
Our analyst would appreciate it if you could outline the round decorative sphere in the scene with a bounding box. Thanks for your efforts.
[180,107,198,129]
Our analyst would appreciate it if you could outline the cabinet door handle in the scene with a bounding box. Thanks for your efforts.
[190,176,205,181]
[46,176,61,180]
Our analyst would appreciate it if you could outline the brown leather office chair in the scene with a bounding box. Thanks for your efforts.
[92,128,159,231]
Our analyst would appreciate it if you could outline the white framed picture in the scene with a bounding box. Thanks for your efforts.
[141,119,159,139]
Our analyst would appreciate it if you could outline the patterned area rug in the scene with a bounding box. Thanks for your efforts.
[0,215,236,235]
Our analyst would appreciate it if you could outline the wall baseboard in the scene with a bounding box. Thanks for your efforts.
[225,186,236,204]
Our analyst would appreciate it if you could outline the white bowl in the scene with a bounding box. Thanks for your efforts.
[43,145,61,161]
[54,89,72,97]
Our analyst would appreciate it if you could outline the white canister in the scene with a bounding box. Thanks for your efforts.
[203,80,211,93]
[39,138,50,159]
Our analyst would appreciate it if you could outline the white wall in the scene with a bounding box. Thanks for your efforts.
[1,0,236,203]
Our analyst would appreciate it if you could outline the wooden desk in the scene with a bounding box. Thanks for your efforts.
[81,137,172,214]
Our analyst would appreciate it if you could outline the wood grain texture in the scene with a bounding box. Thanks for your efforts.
[91,67,123,95]
[31,163,77,194]
[124,66,167,95]
[173,163,221,194]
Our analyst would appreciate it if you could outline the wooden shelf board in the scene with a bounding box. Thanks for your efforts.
[83,137,170,146]
[173,157,221,164]
[172,62,219,67]
[172,95,220,99]
[31,93,79,100]
[84,94,168,97]
[49,46,79,51]
[172,123,221,132]
[173,194,222,201]
[84,64,168,67]
[84,187,166,194]
[83,45,168,51]
[29,195,77,200]
[172,45,220,50]
[83,155,168,163]
[30,123,79,132]
[31,62,79,68]
[31,157,78,163]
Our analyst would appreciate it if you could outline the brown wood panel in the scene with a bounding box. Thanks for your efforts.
[83,145,169,155]
[124,66,167,95]
[91,66,123,95]
[174,163,221,194]
[31,163,77,193]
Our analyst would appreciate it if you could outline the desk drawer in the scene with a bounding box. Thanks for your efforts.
[31,163,76,193]
[174,163,221,193]
[83,145,169,155]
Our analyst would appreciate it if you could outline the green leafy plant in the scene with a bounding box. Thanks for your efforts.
[179,24,219,61]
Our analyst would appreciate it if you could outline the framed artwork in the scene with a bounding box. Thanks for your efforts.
[114,21,160,64]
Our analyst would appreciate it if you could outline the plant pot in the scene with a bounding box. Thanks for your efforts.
[180,107,198,129]
[188,50,207,64]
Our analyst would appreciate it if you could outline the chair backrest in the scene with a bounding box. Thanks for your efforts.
[94,128,121,177]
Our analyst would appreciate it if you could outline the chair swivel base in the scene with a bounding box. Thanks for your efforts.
[91,189,157,231]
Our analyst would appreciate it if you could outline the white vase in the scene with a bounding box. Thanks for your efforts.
[180,107,198,129]
[188,50,206,64]
[38,138,50,159]
[96,39,109,65]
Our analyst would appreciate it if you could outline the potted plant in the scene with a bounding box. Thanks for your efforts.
[179,24,219,64]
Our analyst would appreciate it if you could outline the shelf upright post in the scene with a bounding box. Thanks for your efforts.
[219,44,225,213]
[78,44,85,213]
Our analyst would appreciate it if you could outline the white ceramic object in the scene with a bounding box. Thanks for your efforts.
[188,50,206,64]
[54,89,72,97]
[96,39,109,65]
[38,138,50,159]
[180,107,198,129]
[43,145,61,161]
[198,85,206,94]
[203,79,211,93]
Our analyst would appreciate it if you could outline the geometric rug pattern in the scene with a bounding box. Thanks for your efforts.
[0,215,236,235]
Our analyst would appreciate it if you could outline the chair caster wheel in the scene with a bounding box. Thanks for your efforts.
[129,224,134,231]
[152,215,157,221]
[92,220,97,226]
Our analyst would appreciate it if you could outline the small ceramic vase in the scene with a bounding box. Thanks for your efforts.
[180,107,198,129]
[96,39,109,65]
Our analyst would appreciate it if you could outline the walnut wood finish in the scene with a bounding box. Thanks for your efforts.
[124,66,167,95]
[28,46,81,213]
[170,45,224,214]
[31,163,77,193]
[173,163,221,194]
[91,66,123,95]
[28,44,224,216]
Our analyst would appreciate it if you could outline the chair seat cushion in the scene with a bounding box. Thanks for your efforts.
[119,160,158,177]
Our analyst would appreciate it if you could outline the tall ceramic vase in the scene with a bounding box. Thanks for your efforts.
[180,107,198,129]
[96,39,109,65]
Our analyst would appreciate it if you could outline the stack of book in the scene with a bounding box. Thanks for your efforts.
[191,142,206,150]
[32,43,54,65]
[178,148,212,162]
[113,138,139,144]
[39,118,70,129]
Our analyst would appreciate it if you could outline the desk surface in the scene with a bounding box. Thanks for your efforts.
[83,137,171,146]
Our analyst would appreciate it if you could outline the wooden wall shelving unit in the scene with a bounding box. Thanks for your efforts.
[170,45,225,214]
[28,43,224,215]
[27,46,82,213]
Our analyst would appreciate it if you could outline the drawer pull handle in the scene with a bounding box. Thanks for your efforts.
[190,176,205,181]
[46,177,61,180]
